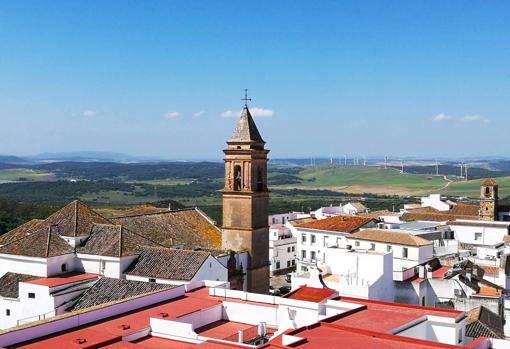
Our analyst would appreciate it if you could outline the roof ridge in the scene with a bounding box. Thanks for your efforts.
[113,207,197,219]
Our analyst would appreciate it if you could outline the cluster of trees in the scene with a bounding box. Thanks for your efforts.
[0,199,55,234]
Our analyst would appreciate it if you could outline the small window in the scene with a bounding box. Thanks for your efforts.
[301,250,307,259]
[287,260,291,267]
[276,261,280,269]
[28,293,35,299]
[301,234,307,243]
[148,278,156,283]
[61,263,67,272]
[403,247,408,258]
[292,246,295,252]
[475,232,482,241]
[370,243,375,250]
[292,260,296,266]
[209,262,212,268]
[287,247,291,253]
[387,245,392,252]
[323,236,329,247]
[311,235,316,244]
[311,251,316,260]
[355,241,360,247]
[6,309,10,316]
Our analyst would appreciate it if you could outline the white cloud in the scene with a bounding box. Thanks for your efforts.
[82,110,97,117]
[192,110,206,117]
[461,115,489,123]
[163,111,181,119]
[432,113,452,122]
[221,107,274,118]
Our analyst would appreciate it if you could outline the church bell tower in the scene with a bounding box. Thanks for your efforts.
[480,178,498,221]
[221,91,270,294]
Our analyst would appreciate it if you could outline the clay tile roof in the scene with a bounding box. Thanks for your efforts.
[401,212,479,222]
[297,215,374,234]
[359,210,393,219]
[481,178,498,186]
[288,217,316,226]
[284,286,337,303]
[0,273,38,298]
[466,306,504,339]
[228,107,265,144]
[77,224,163,257]
[0,219,44,245]
[449,204,480,216]
[70,278,176,311]
[0,225,74,258]
[447,220,510,228]
[349,229,433,247]
[112,208,222,250]
[125,246,211,281]
[44,200,111,237]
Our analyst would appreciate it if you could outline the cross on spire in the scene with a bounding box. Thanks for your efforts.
[241,88,252,107]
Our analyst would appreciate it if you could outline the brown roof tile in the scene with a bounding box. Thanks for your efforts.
[401,212,479,222]
[349,229,432,247]
[297,215,374,234]
[481,178,498,186]
[0,219,44,245]
[77,224,163,257]
[44,200,111,237]
[0,273,38,298]
[112,208,222,250]
[0,225,74,258]
[125,246,211,281]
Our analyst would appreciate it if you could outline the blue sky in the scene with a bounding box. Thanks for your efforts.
[1,1,509,159]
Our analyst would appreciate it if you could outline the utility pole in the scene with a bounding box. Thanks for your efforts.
[435,159,439,176]
[384,156,388,169]
[400,160,404,174]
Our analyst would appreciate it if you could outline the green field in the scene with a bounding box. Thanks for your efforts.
[442,176,510,198]
[131,179,193,186]
[280,166,448,196]
[0,169,54,181]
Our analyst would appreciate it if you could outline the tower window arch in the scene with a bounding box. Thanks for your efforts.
[485,186,491,198]
[234,165,242,191]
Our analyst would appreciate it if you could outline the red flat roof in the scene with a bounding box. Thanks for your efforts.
[284,286,336,303]
[267,322,466,349]
[431,266,450,279]
[24,272,98,287]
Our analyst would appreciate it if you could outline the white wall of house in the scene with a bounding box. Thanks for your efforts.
[420,194,450,212]
[0,255,48,278]
[342,203,368,215]
[269,212,308,225]
[46,255,78,276]
[59,235,89,248]
[75,254,137,278]
[450,221,510,246]
[269,227,296,274]
[346,238,433,271]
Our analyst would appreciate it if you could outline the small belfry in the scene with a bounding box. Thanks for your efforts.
[480,178,498,221]
[221,90,270,293]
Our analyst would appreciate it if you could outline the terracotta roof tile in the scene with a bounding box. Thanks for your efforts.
[125,246,211,281]
[0,219,44,245]
[349,229,432,247]
[77,224,163,257]
[0,225,74,258]
[297,215,374,234]
[112,208,222,250]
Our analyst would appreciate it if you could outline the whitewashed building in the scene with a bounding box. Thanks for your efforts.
[269,225,296,275]
[448,220,510,247]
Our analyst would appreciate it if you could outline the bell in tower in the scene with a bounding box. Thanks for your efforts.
[221,90,270,294]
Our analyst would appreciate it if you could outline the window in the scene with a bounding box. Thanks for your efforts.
[276,261,280,269]
[6,309,10,316]
[301,234,307,243]
[292,260,296,266]
[148,278,156,283]
[61,263,67,272]
[485,186,491,198]
[402,247,408,258]
[323,236,329,247]
[287,260,291,267]
[370,243,375,250]
[28,293,35,299]
[256,167,264,192]
[292,246,295,252]
[355,241,360,247]
[311,234,316,244]
[301,250,307,259]
[287,247,291,253]
[311,251,316,261]
[233,165,242,191]
[475,232,482,241]
[387,245,392,252]
[272,217,276,224]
